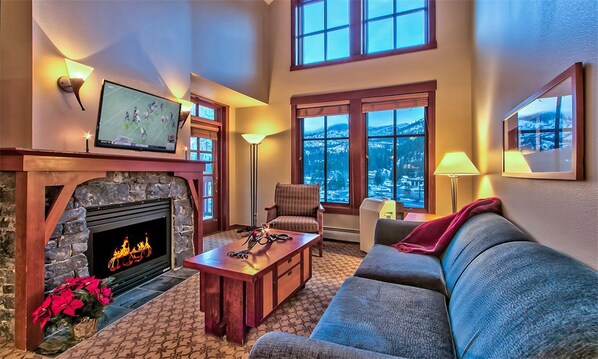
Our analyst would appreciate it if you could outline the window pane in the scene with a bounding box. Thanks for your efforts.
[396,136,425,208]
[327,0,349,28]
[205,163,213,175]
[303,116,325,139]
[366,18,394,53]
[303,33,325,64]
[367,0,394,19]
[326,28,350,60]
[303,1,324,34]
[198,105,215,120]
[190,152,198,161]
[326,139,349,203]
[203,198,213,219]
[368,138,394,197]
[395,0,425,12]
[303,140,325,201]
[396,11,426,48]
[326,114,349,138]
[199,138,213,152]
[190,137,198,151]
[190,104,198,117]
[367,110,394,136]
[396,107,425,135]
[200,153,213,161]
[203,175,213,197]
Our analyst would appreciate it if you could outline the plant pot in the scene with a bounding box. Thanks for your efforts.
[70,317,98,341]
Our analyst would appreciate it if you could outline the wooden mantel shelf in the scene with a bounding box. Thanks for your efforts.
[0,147,205,350]
[0,147,206,172]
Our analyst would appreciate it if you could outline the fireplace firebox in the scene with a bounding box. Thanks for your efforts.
[86,199,172,295]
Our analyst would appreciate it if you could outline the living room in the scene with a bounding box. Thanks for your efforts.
[0,0,596,358]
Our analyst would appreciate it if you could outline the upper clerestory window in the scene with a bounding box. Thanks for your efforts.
[292,0,436,70]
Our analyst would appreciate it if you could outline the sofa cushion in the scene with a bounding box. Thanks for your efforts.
[268,216,319,233]
[354,244,447,295]
[449,241,598,358]
[311,276,456,358]
[275,183,320,217]
[441,213,530,296]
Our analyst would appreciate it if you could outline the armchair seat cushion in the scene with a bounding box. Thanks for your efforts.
[268,216,319,233]
[354,244,447,296]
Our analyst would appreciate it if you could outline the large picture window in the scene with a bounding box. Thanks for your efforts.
[292,0,436,69]
[292,81,436,214]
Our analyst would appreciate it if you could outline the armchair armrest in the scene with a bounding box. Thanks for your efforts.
[374,219,421,246]
[249,332,402,359]
[318,203,325,212]
[265,205,277,223]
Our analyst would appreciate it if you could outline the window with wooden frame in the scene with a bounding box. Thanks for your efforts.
[291,81,436,214]
[292,0,436,70]
[189,96,229,234]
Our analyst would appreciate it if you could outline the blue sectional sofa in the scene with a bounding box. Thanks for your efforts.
[249,213,598,359]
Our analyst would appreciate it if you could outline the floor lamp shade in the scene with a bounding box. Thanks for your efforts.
[242,134,266,227]
[434,152,480,213]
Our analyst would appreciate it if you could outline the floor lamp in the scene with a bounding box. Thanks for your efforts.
[434,152,480,213]
[242,134,266,229]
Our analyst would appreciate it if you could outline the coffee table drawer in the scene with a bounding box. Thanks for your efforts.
[277,252,301,275]
[277,264,301,303]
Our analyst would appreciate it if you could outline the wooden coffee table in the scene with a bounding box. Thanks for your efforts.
[183,230,320,345]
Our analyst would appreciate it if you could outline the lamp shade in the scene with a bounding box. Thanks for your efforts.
[242,134,266,144]
[64,59,94,80]
[177,98,193,112]
[434,152,480,176]
[504,150,532,174]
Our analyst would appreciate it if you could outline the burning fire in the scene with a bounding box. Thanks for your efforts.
[108,233,153,272]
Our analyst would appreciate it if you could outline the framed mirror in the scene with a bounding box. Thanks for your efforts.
[503,62,584,180]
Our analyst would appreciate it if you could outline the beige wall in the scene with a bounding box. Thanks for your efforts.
[24,0,268,158]
[231,0,474,227]
[472,0,598,268]
[0,1,33,148]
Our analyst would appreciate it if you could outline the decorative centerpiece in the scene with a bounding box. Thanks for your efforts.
[227,224,292,259]
[33,276,114,341]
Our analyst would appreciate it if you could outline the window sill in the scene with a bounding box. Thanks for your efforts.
[321,204,358,215]
[290,42,437,72]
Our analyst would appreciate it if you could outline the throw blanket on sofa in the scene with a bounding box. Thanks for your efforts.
[392,197,502,255]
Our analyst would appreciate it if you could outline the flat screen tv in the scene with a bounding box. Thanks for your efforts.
[95,80,181,153]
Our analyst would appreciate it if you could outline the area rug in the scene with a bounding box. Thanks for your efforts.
[0,231,364,359]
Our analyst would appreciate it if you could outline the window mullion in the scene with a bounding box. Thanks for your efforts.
[349,0,362,57]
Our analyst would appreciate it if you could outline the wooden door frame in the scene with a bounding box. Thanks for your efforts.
[190,95,229,233]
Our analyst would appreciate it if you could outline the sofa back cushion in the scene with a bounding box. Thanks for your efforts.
[441,213,529,296]
[275,183,320,217]
[449,241,598,358]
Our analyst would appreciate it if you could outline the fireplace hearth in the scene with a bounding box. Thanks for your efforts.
[86,200,171,295]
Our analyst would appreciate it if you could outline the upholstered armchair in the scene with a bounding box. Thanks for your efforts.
[265,183,325,257]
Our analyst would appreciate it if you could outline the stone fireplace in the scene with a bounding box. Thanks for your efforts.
[0,149,204,350]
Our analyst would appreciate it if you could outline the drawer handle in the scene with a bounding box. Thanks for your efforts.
[287,270,292,276]
[287,258,292,263]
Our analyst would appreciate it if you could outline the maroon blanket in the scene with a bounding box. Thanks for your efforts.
[392,197,502,255]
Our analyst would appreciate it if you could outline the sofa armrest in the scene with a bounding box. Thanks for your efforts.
[374,219,421,246]
[249,332,402,359]
[265,205,277,223]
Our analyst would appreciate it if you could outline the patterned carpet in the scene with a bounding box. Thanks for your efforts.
[0,230,364,358]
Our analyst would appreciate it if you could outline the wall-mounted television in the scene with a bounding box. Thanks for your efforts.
[95,80,181,153]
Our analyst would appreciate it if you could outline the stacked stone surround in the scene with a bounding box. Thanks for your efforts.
[0,171,196,340]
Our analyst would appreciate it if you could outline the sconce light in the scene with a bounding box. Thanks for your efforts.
[177,98,193,129]
[57,59,94,111]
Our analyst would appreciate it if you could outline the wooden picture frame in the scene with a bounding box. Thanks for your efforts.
[502,62,584,180]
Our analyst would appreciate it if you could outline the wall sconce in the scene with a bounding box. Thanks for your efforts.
[57,59,94,111]
[177,98,193,129]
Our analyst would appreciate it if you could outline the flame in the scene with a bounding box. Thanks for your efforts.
[108,233,153,272]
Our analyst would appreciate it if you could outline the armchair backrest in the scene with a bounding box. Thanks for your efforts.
[275,183,320,217]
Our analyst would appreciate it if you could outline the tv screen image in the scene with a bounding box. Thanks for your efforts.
[95,80,181,153]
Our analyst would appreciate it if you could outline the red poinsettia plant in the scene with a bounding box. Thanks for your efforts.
[32,276,114,329]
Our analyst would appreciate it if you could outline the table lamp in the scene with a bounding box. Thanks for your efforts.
[434,152,480,213]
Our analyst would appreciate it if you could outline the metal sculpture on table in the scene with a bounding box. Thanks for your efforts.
[227,225,292,259]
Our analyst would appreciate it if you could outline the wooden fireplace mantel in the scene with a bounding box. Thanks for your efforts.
[0,148,205,350]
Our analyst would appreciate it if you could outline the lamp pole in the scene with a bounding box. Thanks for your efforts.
[249,142,259,228]
[449,175,458,213]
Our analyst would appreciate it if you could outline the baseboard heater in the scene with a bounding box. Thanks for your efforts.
[323,226,360,243]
